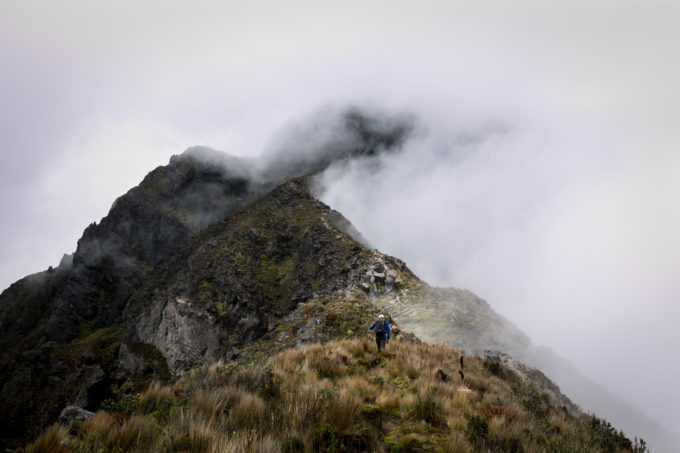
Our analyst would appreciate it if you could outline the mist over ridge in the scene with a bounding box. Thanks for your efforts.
[2,2,679,449]
[247,105,680,450]
[1,101,678,450]
[87,105,680,449]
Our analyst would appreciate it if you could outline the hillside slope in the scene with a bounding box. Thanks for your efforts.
[0,119,652,450]
[26,336,645,453]
[381,279,677,451]
[16,176,645,453]
[0,110,412,449]
[120,177,417,376]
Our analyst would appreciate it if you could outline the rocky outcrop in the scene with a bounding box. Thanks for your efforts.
[45,148,258,343]
[359,259,405,299]
[6,109,638,450]
[124,179,411,373]
[0,109,419,449]
[0,150,261,449]
[58,406,95,430]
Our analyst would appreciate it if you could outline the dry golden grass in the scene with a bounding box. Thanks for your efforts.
[227,392,268,430]
[25,424,69,453]
[443,431,472,453]
[24,336,641,453]
[138,380,177,414]
[102,415,160,452]
[78,411,115,439]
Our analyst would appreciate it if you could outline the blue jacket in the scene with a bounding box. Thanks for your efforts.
[369,320,390,339]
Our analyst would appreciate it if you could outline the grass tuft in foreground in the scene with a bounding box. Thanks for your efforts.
[24,337,644,452]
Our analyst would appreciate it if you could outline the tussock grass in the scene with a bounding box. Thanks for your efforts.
[227,392,268,430]
[138,381,177,415]
[76,411,115,449]
[25,424,69,453]
[25,337,643,452]
[102,415,160,452]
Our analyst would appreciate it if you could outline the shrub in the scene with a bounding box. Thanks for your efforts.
[410,387,444,426]
[101,382,139,422]
[281,435,305,453]
[521,390,549,419]
[465,414,488,447]
[588,416,633,452]
[483,359,505,377]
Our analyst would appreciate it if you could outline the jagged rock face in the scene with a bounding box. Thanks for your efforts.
[359,260,406,299]
[45,149,258,343]
[0,110,416,450]
[0,151,260,449]
[1,109,411,346]
[125,179,375,373]
[0,269,66,347]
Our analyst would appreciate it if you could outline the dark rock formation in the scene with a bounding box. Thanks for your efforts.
[360,260,402,299]
[58,406,95,430]
[4,109,652,451]
[124,178,385,373]
[0,109,414,449]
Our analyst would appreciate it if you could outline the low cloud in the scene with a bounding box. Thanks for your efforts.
[257,106,414,184]
[262,106,680,447]
[1,1,679,448]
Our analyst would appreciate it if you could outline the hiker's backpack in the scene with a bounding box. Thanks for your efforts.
[375,320,386,334]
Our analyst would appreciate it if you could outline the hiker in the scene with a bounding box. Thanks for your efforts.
[369,314,390,352]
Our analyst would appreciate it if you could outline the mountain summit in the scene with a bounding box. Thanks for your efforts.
[0,109,414,448]
[0,110,656,451]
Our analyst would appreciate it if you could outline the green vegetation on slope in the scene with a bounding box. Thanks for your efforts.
[24,337,644,453]
[387,286,532,358]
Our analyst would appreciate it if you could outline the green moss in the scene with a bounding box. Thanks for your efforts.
[197,280,215,306]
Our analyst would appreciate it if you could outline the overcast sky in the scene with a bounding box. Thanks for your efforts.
[2,0,679,445]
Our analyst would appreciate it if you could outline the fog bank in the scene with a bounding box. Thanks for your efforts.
[2,1,679,449]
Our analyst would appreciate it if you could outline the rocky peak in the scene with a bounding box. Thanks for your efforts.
[123,177,412,374]
[45,148,265,343]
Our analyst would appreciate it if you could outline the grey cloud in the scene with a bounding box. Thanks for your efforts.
[1,1,679,449]
[266,106,680,450]
[258,106,415,184]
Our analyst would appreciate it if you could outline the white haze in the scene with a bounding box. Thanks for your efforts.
[1,1,679,449]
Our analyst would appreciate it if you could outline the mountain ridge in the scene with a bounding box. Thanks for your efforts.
[0,109,416,448]
[0,110,664,450]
